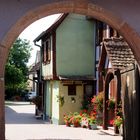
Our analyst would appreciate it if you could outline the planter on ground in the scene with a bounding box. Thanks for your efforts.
[89,124,97,130]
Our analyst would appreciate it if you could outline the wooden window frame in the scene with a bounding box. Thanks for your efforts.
[42,39,51,64]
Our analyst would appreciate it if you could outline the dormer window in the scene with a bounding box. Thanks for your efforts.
[42,39,51,64]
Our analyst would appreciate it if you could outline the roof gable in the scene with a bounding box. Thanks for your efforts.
[34,13,68,42]
[99,37,135,71]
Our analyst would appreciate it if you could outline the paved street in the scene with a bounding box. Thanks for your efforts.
[5,102,122,140]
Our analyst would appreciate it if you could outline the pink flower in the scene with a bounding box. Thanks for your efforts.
[91,97,96,103]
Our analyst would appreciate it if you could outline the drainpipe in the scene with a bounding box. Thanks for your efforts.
[34,41,44,118]
[106,25,110,38]
[33,41,42,83]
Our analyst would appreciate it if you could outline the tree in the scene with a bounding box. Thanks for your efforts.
[5,64,24,88]
[5,38,32,99]
[8,38,32,78]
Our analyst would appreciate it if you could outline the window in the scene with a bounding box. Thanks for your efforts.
[42,39,51,63]
[84,82,96,98]
[68,85,76,96]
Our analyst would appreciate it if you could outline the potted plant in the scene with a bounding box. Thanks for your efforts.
[64,113,73,127]
[114,116,123,135]
[88,116,97,130]
[114,116,123,128]
[32,96,42,110]
[80,113,89,128]
[107,98,115,125]
[91,92,103,124]
[32,96,42,116]
[70,112,82,127]
[91,92,103,112]
[107,98,115,111]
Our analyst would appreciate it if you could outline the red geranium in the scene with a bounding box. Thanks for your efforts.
[109,119,114,125]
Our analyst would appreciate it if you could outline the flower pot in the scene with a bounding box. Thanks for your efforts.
[65,122,71,127]
[89,124,97,130]
[119,124,123,136]
[81,118,89,128]
[73,122,80,127]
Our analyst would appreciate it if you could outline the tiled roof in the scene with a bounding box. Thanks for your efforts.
[103,37,135,70]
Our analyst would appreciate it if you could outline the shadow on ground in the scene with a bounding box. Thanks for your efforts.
[5,105,44,124]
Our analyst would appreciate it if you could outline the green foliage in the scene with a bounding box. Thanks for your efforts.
[91,92,104,112]
[7,38,32,78]
[81,99,90,110]
[5,64,24,87]
[107,98,115,110]
[64,112,73,126]
[63,110,97,128]
[114,116,123,128]
[5,38,32,99]
[88,116,96,125]
[56,95,65,107]
[81,95,91,110]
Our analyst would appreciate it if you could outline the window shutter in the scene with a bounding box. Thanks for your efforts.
[48,40,51,61]
[44,42,47,62]
[42,39,51,63]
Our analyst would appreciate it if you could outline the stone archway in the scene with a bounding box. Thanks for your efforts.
[1,0,140,139]
[2,1,140,62]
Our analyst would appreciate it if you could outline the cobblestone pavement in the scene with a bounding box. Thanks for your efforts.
[5,102,122,140]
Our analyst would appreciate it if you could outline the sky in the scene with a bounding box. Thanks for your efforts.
[19,14,61,66]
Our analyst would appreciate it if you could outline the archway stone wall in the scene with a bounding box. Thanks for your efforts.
[1,1,140,64]
[0,45,8,139]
